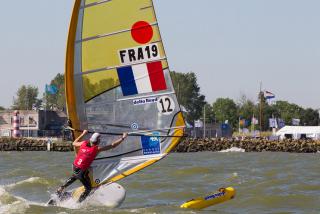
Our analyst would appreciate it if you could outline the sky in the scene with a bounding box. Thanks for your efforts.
[0,0,319,109]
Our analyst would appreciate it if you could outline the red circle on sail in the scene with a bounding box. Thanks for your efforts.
[131,21,153,44]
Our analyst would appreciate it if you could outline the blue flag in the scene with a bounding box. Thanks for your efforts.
[278,119,285,128]
[45,84,58,95]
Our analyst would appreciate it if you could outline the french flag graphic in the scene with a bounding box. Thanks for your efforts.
[117,61,167,96]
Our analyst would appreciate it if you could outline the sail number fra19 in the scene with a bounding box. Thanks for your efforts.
[118,44,160,65]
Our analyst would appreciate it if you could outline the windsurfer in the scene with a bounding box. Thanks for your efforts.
[55,130,128,203]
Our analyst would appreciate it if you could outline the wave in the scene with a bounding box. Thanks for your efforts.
[219,147,245,153]
[0,186,29,214]
[0,187,5,198]
[0,200,29,214]
[6,177,49,189]
[0,177,52,213]
[0,185,51,213]
[1,178,91,211]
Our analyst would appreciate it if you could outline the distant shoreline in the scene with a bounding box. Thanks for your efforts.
[0,137,73,152]
[174,138,320,153]
[0,137,319,153]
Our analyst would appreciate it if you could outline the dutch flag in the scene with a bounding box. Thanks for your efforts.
[117,61,167,96]
[264,91,275,99]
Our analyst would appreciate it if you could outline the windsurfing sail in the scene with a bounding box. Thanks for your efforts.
[65,0,185,188]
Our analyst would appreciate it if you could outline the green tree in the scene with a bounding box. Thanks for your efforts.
[171,71,206,124]
[12,85,39,110]
[237,95,257,120]
[237,95,257,129]
[274,101,303,125]
[212,98,238,128]
[44,73,65,110]
[0,106,5,110]
[301,108,319,126]
[201,103,215,123]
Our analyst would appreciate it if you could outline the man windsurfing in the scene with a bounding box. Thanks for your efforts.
[55,130,128,203]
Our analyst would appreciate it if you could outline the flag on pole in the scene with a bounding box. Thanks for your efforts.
[245,119,251,127]
[239,119,245,126]
[45,84,58,95]
[269,118,278,128]
[194,120,203,128]
[186,122,193,128]
[239,118,250,127]
[278,119,285,128]
[264,91,275,99]
[292,118,300,126]
[252,117,259,125]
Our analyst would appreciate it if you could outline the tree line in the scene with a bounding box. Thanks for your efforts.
[6,72,319,131]
[10,73,65,111]
[170,72,319,130]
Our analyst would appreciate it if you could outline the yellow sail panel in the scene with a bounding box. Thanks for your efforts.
[81,26,164,73]
[165,112,185,153]
[83,70,119,102]
[82,0,154,39]
[85,0,100,3]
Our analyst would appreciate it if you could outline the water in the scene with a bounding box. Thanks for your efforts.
[0,151,319,213]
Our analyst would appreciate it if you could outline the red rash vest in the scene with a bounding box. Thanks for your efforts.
[73,141,98,170]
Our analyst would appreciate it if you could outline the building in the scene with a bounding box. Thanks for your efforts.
[0,110,67,138]
[276,126,320,140]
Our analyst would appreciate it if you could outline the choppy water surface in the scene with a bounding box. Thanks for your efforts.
[0,151,319,214]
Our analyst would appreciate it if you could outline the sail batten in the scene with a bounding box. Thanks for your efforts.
[81,0,112,9]
[75,56,167,76]
[66,0,185,187]
[76,22,158,43]
[140,6,153,10]
[116,91,175,102]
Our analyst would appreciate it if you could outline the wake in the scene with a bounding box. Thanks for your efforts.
[219,147,245,153]
[0,177,126,212]
[0,177,82,212]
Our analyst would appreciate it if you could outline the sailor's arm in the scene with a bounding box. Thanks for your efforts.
[72,130,88,147]
[98,133,128,153]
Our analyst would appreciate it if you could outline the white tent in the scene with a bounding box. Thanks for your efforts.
[276,126,320,140]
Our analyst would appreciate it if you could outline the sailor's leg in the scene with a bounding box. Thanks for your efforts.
[78,170,92,203]
[56,174,77,196]
[57,166,81,195]
[61,175,77,189]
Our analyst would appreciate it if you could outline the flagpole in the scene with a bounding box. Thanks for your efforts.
[252,113,255,133]
[259,82,263,132]
[45,85,47,137]
[203,105,206,139]
[272,114,276,136]
[194,121,196,138]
